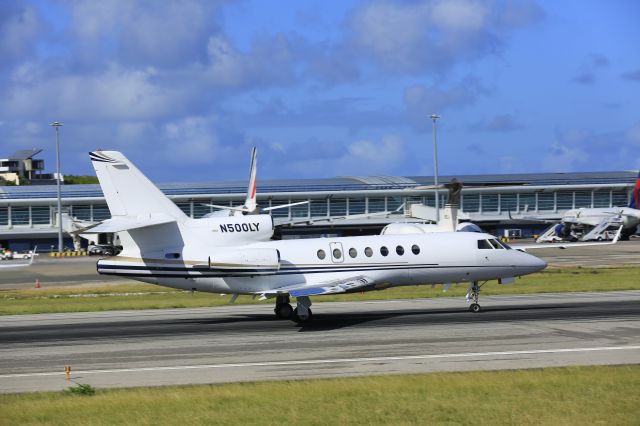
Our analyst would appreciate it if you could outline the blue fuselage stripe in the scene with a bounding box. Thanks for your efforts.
[97,263,514,278]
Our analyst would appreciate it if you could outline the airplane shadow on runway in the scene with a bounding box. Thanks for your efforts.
[5,301,637,345]
[184,300,639,333]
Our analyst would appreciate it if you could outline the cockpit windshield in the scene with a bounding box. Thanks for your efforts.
[478,238,511,250]
[488,239,501,249]
[498,240,512,250]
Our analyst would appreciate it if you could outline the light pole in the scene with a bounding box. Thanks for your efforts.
[430,114,440,223]
[51,121,64,252]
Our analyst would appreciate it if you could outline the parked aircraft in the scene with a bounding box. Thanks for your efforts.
[514,172,640,242]
[205,147,309,217]
[383,179,483,235]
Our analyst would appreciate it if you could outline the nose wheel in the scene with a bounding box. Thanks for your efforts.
[467,281,485,313]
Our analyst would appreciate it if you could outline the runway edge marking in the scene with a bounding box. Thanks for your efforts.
[1,345,639,379]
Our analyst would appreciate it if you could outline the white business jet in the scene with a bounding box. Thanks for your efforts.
[82,151,556,322]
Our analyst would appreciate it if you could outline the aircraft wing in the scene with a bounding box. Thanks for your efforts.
[0,262,32,269]
[75,214,176,234]
[507,210,561,224]
[258,275,375,297]
[512,226,622,251]
[0,247,36,269]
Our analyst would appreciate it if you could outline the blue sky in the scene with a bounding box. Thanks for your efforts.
[1,0,639,182]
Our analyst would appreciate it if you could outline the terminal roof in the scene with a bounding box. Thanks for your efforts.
[0,171,637,201]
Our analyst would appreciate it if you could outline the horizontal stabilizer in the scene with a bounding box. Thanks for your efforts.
[77,214,176,234]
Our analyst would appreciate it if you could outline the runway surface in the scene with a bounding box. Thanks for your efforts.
[1,290,638,393]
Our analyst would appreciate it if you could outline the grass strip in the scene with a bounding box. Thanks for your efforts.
[0,365,638,425]
[1,266,639,315]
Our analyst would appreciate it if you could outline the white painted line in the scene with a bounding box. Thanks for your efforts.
[1,345,639,379]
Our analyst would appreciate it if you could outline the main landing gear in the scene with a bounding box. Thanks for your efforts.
[467,281,485,313]
[274,294,313,323]
[274,294,293,319]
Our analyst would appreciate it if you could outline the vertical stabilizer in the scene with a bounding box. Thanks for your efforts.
[244,147,258,213]
[440,204,457,231]
[629,171,640,209]
[89,151,187,220]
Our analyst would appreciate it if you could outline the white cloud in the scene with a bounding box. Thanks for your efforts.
[0,4,39,62]
[349,1,430,70]
[67,0,223,66]
[280,134,407,177]
[348,0,543,73]
[431,0,488,33]
[542,142,589,172]
[205,34,296,89]
[403,78,490,129]
[625,122,640,146]
[2,65,187,121]
[347,135,405,168]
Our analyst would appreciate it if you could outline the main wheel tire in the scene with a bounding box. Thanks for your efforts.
[293,307,313,323]
[469,303,481,313]
[274,303,293,319]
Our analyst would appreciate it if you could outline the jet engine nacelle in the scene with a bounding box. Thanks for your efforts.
[380,223,441,235]
[208,248,280,271]
[380,222,483,235]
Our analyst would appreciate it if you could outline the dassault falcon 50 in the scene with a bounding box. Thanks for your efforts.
[85,150,602,322]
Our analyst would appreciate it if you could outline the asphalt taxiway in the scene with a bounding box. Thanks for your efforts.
[1,291,638,393]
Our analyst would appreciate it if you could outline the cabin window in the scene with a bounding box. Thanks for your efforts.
[349,248,358,258]
[380,246,389,256]
[165,253,180,259]
[396,245,404,255]
[364,247,373,257]
[333,248,342,259]
[477,240,493,249]
[317,249,326,260]
[411,245,420,255]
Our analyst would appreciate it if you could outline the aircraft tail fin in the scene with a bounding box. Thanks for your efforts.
[629,171,640,209]
[89,151,187,221]
[244,147,258,213]
[440,204,458,232]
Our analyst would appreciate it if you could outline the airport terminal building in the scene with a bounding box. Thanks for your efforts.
[0,170,637,251]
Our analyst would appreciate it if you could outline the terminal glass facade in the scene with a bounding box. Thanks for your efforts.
[31,207,50,225]
[0,207,7,226]
[0,188,633,231]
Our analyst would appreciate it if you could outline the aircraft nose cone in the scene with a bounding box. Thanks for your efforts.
[527,255,547,273]
[534,256,548,271]
[518,252,547,274]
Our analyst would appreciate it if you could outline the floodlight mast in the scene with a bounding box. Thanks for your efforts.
[51,121,64,252]
[430,114,440,224]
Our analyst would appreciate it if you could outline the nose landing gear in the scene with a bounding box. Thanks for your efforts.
[467,281,486,313]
